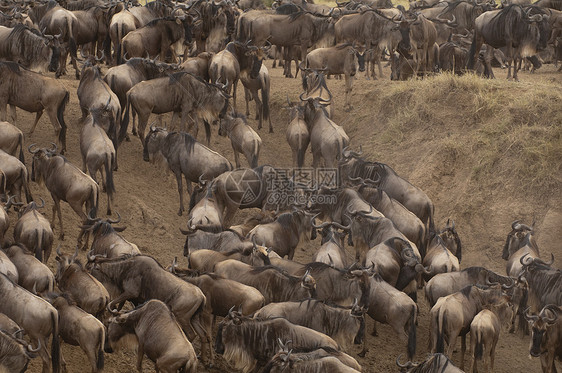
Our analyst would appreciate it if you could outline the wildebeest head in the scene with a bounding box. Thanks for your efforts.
[54,245,80,282]
[393,19,413,56]
[143,126,168,162]
[525,305,560,357]
[524,6,551,52]
[106,311,138,354]
[502,220,534,260]
[28,143,57,184]
[438,218,462,261]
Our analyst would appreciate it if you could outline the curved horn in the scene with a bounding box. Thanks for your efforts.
[27,339,41,353]
[28,144,40,154]
[107,212,121,224]
[123,51,130,62]
[524,307,539,322]
[543,305,560,324]
[95,50,105,62]
[87,249,96,262]
[106,300,120,315]
[37,197,45,208]
[520,253,533,266]
[331,221,352,231]
[55,244,62,256]
[49,142,57,153]
[396,354,412,368]
[544,253,555,266]
[511,219,521,230]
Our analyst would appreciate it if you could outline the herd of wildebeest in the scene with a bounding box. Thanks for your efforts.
[0,0,560,371]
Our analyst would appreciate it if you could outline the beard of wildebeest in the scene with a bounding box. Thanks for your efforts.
[49,46,60,72]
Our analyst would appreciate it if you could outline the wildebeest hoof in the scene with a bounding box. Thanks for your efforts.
[59,233,65,240]
[269,128,274,133]
[358,349,368,358]
[178,210,183,216]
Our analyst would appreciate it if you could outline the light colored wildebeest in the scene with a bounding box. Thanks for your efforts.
[300,69,334,118]
[187,244,270,273]
[0,62,69,153]
[214,260,316,304]
[83,214,141,259]
[186,180,228,233]
[248,209,316,260]
[254,298,366,350]
[437,219,462,262]
[430,284,510,370]
[122,71,230,144]
[13,199,54,263]
[88,255,211,365]
[304,43,365,111]
[0,24,60,74]
[180,52,214,81]
[0,272,61,373]
[396,352,464,372]
[181,229,253,256]
[142,127,232,216]
[525,304,562,373]
[0,149,32,203]
[518,255,562,314]
[311,221,350,269]
[215,309,339,373]
[240,63,273,133]
[228,211,277,238]
[0,249,18,283]
[109,6,141,65]
[422,233,460,282]
[80,110,117,216]
[402,14,438,75]
[469,298,513,373]
[0,195,15,244]
[55,246,110,318]
[0,313,20,334]
[218,113,262,168]
[107,299,197,373]
[301,97,349,168]
[502,220,540,277]
[2,244,55,294]
[286,101,310,168]
[0,121,24,163]
[29,144,99,245]
[46,293,105,373]
[0,328,41,373]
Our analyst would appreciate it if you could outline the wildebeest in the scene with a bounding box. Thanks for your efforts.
[186,244,270,272]
[304,43,365,110]
[396,352,464,372]
[55,246,110,318]
[467,4,551,80]
[0,62,69,153]
[109,5,141,65]
[122,71,230,144]
[180,52,214,81]
[83,214,141,258]
[502,220,539,277]
[45,293,105,373]
[0,328,41,373]
[29,144,99,245]
[2,244,55,294]
[254,298,366,349]
[142,127,232,216]
[13,199,54,263]
[215,309,339,373]
[525,304,562,373]
[213,260,316,304]
[286,100,310,168]
[518,255,562,312]
[181,229,252,256]
[80,109,117,216]
[0,195,15,244]
[0,149,32,203]
[241,63,273,132]
[422,233,460,281]
[437,219,462,262]
[311,221,350,269]
[87,255,211,364]
[218,112,262,168]
[0,24,59,74]
[429,285,509,369]
[0,121,24,164]
[107,299,197,372]
[0,272,60,373]
[0,249,18,283]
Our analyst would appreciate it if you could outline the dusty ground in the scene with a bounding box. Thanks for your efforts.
[11,60,561,372]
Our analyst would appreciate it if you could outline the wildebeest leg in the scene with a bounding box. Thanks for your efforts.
[52,195,65,240]
[132,111,137,137]
[38,336,51,373]
[82,342,97,373]
[233,80,238,111]
[8,105,16,126]
[175,171,185,216]
[344,74,353,111]
[446,330,459,361]
[233,148,241,169]
[45,107,65,154]
[191,313,213,366]
[371,321,378,336]
[136,343,144,372]
[460,333,466,370]
[244,87,251,117]
[137,112,150,144]
[60,342,68,373]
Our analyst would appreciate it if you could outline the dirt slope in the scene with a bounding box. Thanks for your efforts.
[12,61,561,372]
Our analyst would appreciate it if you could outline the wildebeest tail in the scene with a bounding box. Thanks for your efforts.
[436,311,446,353]
[96,326,105,371]
[0,170,5,195]
[105,152,115,214]
[474,329,483,360]
[466,31,477,70]
[57,91,69,150]
[250,140,259,168]
[204,120,211,146]
[17,131,25,164]
[51,310,61,373]
[34,229,45,263]
[22,168,33,203]
[297,144,306,168]
[68,18,77,60]
[120,93,131,143]
[407,305,417,359]
[262,73,270,123]
[116,23,124,65]
[88,184,99,219]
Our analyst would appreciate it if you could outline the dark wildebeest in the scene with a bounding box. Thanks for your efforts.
[502,220,540,277]
[0,24,60,73]
[304,43,366,111]
[83,214,141,258]
[107,299,197,372]
[525,304,562,373]
[469,299,513,373]
[340,153,435,234]
[142,127,233,216]
[0,150,32,203]
[262,343,362,372]
[45,293,105,373]
[29,144,99,245]
[241,63,273,132]
[0,272,61,373]
[2,244,55,294]
[213,260,316,304]
[218,113,262,168]
[0,121,24,163]
[519,255,562,312]
[70,5,109,59]
[13,199,54,263]
[0,61,69,153]
[286,100,310,168]
[122,71,230,144]
[215,309,339,373]
[467,4,551,80]
[0,328,41,373]
[430,285,511,370]
[87,255,211,365]
[311,221,350,269]
[55,246,110,318]
[396,353,464,372]
[247,209,316,260]
[437,219,462,262]
[254,298,366,349]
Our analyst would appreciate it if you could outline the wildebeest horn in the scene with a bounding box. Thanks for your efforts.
[542,305,560,324]
[36,197,45,208]
[543,253,555,266]
[331,221,352,231]
[501,277,515,290]
[123,52,130,62]
[520,253,534,266]
[528,14,543,22]
[26,339,41,354]
[311,214,330,229]
[80,48,88,59]
[106,301,120,315]
[95,50,105,62]
[179,228,192,235]
[524,307,539,322]
[511,220,521,230]
[396,354,413,368]
[55,244,62,256]
[71,245,79,262]
[108,212,121,224]
[49,142,57,153]
[28,144,39,154]
[228,305,236,317]
[87,249,96,262]
[286,94,291,107]
[251,235,258,248]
